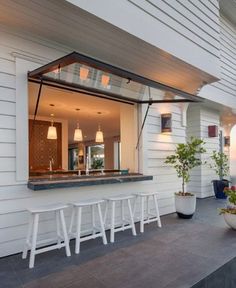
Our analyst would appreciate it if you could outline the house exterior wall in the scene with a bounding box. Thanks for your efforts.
[200,15,236,108]
[0,27,180,257]
[0,1,235,257]
[67,0,221,79]
[186,105,220,198]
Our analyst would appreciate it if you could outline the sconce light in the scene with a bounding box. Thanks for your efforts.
[224,136,230,147]
[79,66,89,81]
[161,113,172,133]
[208,125,218,137]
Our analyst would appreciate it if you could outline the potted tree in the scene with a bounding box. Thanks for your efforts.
[210,151,230,199]
[165,137,206,219]
[220,186,236,229]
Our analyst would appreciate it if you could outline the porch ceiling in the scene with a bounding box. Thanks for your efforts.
[0,0,217,94]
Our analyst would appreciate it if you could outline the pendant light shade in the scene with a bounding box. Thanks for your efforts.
[95,125,104,143]
[47,120,57,140]
[80,66,89,81]
[74,123,83,141]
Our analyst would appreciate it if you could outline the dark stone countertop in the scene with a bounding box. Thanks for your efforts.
[27,173,153,191]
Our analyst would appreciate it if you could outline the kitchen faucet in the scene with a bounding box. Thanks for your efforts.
[49,157,54,172]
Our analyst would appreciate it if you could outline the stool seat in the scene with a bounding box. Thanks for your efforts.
[28,203,68,213]
[71,199,104,207]
[134,192,158,197]
[106,195,134,201]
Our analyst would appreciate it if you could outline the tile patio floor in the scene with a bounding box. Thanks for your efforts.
[1,197,236,288]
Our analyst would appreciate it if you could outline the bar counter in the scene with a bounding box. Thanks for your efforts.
[28,173,153,191]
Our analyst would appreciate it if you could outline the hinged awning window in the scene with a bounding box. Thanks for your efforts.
[28,51,203,105]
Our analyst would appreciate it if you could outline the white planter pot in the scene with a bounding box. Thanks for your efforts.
[175,194,196,219]
[226,198,236,209]
[223,213,236,230]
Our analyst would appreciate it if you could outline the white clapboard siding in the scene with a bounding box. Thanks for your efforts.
[0,129,16,143]
[0,87,16,102]
[210,16,236,99]
[187,105,219,198]
[142,103,185,213]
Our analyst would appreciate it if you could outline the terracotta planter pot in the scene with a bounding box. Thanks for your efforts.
[175,194,196,219]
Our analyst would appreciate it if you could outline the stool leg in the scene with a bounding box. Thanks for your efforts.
[140,197,145,233]
[133,196,137,219]
[153,194,162,228]
[56,211,61,247]
[91,204,95,235]
[110,201,116,243]
[59,210,71,257]
[97,203,107,245]
[29,213,39,269]
[121,199,125,229]
[103,200,108,228]
[68,207,75,238]
[146,196,150,222]
[22,213,33,259]
[127,199,136,236]
[75,207,82,254]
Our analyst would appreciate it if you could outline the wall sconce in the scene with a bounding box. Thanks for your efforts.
[161,113,172,133]
[224,136,230,147]
[208,125,218,137]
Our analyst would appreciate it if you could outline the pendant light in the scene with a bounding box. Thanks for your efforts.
[95,112,104,143]
[95,125,104,143]
[47,113,57,139]
[74,108,83,142]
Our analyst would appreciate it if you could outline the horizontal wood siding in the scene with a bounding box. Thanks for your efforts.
[187,105,220,198]
[210,16,236,98]
[141,103,186,212]
[128,0,220,57]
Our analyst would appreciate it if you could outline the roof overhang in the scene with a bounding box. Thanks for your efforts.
[28,51,204,105]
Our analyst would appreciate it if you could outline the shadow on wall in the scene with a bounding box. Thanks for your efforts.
[230,125,236,184]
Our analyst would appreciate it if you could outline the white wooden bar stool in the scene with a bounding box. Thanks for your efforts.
[133,192,162,233]
[104,195,136,243]
[68,199,107,254]
[22,203,71,269]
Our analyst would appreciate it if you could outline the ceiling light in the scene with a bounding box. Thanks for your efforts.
[80,66,89,81]
[53,64,61,74]
[101,74,110,87]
